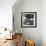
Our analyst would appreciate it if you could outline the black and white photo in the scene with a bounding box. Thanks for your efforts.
[21,12,37,28]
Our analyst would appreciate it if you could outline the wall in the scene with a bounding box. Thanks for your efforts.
[0,0,45,46]
[41,0,46,46]
[0,0,16,30]
[13,0,41,46]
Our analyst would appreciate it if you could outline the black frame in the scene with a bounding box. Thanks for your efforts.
[21,12,37,28]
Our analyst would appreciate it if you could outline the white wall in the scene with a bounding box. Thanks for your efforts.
[41,0,46,46]
[0,0,46,46]
[13,0,41,46]
[13,0,46,46]
[0,0,16,30]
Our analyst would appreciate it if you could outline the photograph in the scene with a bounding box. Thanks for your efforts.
[0,0,46,46]
[21,12,37,28]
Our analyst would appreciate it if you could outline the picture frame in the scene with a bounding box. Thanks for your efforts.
[21,12,37,28]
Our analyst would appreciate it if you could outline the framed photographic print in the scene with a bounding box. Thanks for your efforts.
[21,12,37,28]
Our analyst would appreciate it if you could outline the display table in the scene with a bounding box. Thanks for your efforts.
[0,38,6,46]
